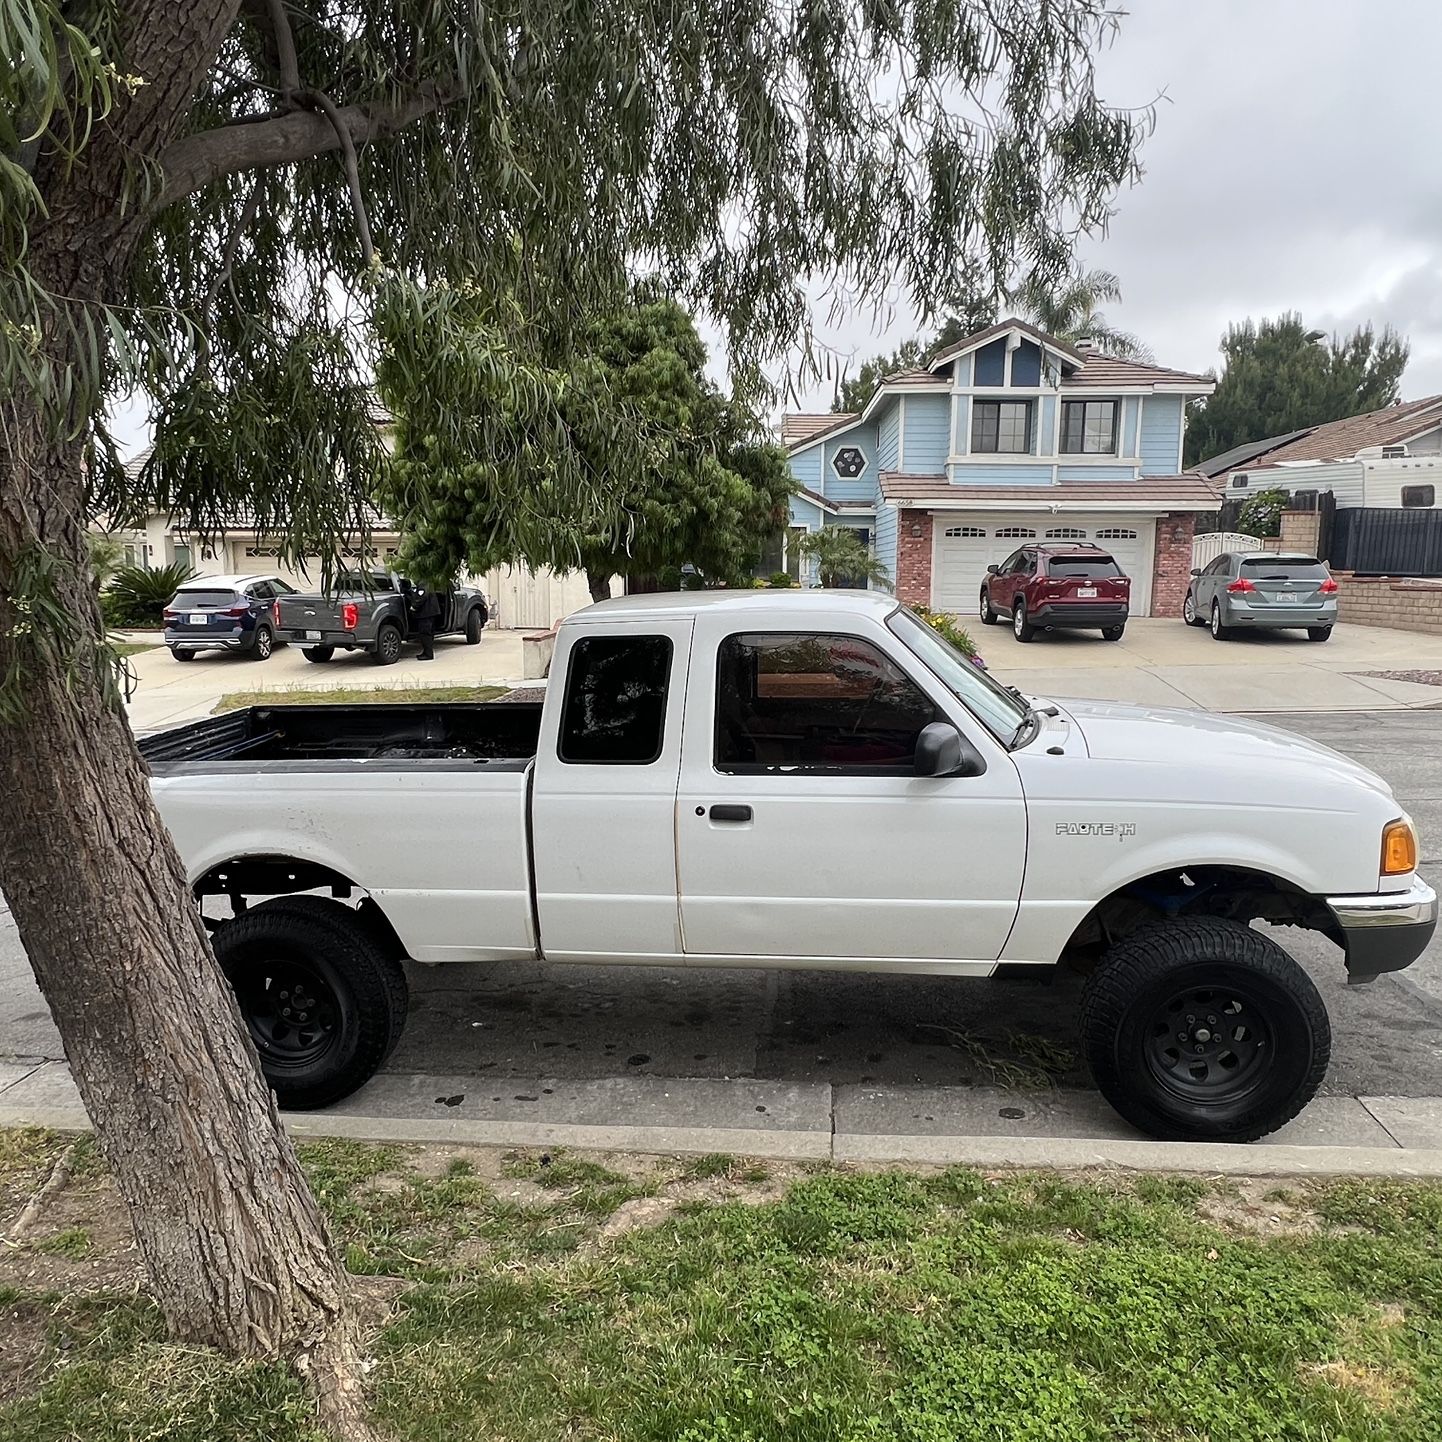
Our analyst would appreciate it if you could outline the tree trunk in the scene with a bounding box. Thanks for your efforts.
[0,4,373,1436]
[587,569,613,603]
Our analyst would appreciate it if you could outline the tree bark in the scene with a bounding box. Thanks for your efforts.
[587,569,613,603]
[1,3,374,1435]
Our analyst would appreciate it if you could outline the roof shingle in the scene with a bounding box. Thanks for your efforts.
[879,472,1220,510]
[1238,396,1442,469]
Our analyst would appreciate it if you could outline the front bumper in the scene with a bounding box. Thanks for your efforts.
[1327,878,1437,982]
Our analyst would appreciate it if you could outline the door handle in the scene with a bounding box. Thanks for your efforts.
[708,804,753,823]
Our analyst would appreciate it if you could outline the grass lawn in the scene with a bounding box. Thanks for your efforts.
[2,1130,1441,1440]
[213,684,508,713]
[111,643,156,658]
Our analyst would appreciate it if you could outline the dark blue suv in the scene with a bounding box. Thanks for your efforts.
[163,574,297,662]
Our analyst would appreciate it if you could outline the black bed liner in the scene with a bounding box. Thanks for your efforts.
[140,702,544,771]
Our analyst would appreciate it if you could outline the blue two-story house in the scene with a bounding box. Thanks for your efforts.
[781,318,1218,618]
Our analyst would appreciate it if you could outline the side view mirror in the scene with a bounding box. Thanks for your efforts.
[986,564,1000,575]
[914,721,987,778]
[1189,566,1201,576]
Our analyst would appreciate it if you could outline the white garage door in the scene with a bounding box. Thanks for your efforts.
[933,517,1156,617]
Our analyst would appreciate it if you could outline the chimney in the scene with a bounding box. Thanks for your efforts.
[1075,338,1095,353]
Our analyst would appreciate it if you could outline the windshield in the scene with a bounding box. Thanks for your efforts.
[172,589,236,608]
[887,608,1029,743]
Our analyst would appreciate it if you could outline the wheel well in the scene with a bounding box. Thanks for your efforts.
[192,855,406,958]
[1062,866,1340,971]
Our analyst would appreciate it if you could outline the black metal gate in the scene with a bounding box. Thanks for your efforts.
[1332,507,1442,577]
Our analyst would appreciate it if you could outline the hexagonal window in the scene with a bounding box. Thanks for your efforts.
[832,446,866,479]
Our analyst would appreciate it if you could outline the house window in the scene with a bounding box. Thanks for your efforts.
[971,400,1032,454]
[832,446,866,479]
[1060,400,1118,454]
[1045,527,1087,540]
[994,526,1036,539]
[1402,484,1435,508]
[943,526,986,538]
[714,632,938,774]
[1094,527,1138,540]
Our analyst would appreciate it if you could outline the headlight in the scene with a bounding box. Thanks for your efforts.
[1382,818,1418,876]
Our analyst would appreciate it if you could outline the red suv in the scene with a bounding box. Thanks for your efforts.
[980,543,1131,643]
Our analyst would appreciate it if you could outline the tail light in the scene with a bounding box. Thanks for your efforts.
[1226,576,1256,594]
[341,602,359,630]
[1319,576,1339,594]
[271,600,281,625]
[162,609,178,622]
[219,605,250,617]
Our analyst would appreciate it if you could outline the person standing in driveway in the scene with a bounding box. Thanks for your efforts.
[408,582,442,660]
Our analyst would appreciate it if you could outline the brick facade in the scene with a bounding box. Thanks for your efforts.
[895,510,934,607]
[1334,573,1442,635]
[1279,510,1322,553]
[1149,511,1196,618]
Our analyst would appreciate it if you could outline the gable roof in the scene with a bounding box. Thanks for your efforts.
[927,317,1085,372]
[1235,396,1442,470]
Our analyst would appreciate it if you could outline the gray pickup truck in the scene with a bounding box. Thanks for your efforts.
[275,571,489,664]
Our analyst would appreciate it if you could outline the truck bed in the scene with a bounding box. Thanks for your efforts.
[140,702,543,771]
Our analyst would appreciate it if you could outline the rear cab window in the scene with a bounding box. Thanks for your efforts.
[559,635,673,764]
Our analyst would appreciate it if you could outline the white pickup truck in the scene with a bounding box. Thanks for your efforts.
[140,591,1436,1142]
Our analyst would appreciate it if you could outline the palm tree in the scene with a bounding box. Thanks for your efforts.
[798,528,893,590]
[1009,266,1153,362]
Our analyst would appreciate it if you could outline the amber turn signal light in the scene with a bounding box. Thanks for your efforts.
[1382,819,1418,876]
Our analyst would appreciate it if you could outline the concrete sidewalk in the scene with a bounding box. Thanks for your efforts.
[5,1060,1442,1177]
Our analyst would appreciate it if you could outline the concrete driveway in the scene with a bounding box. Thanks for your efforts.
[122,626,531,733]
[979,616,1442,712]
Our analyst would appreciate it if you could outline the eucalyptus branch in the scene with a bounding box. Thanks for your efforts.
[153,84,461,208]
[297,89,375,266]
[203,180,264,322]
[265,0,302,97]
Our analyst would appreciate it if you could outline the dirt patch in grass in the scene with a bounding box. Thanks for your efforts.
[1198,1176,1323,1238]
[1302,1358,1405,1409]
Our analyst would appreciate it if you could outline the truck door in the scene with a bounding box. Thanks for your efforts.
[530,618,693,961]
[675,616,1025,966]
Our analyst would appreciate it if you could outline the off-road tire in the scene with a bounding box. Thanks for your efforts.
[213,896,409,1110]
[465,607,486,644]
[1079,917,1330,1142]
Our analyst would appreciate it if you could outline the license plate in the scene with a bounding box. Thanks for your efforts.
[188,612,208,625]
[305,629,322,641]
[1076,587,1097,598]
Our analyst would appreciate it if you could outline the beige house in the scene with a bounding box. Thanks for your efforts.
[95,445,603,628]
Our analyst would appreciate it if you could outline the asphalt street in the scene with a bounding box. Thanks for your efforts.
[1,709,1440,1105]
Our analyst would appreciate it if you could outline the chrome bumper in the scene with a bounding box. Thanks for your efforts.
[1327,878,1437,982]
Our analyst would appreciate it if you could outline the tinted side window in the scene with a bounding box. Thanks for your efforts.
[248,581,275,600]
[559,635,672,765]
[715,632,938,774]
[1204,556,1230,576]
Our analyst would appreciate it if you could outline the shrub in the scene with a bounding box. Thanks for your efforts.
[104,562,198,627]
[1238,487,1289,538]
[767,572,794,588]
[908,604,979,659]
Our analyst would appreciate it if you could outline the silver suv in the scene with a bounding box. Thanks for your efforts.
[1183,552,1339,642]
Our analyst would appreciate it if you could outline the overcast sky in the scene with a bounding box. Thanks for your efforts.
[114,0,1442,453]
[782,0,1442,412]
